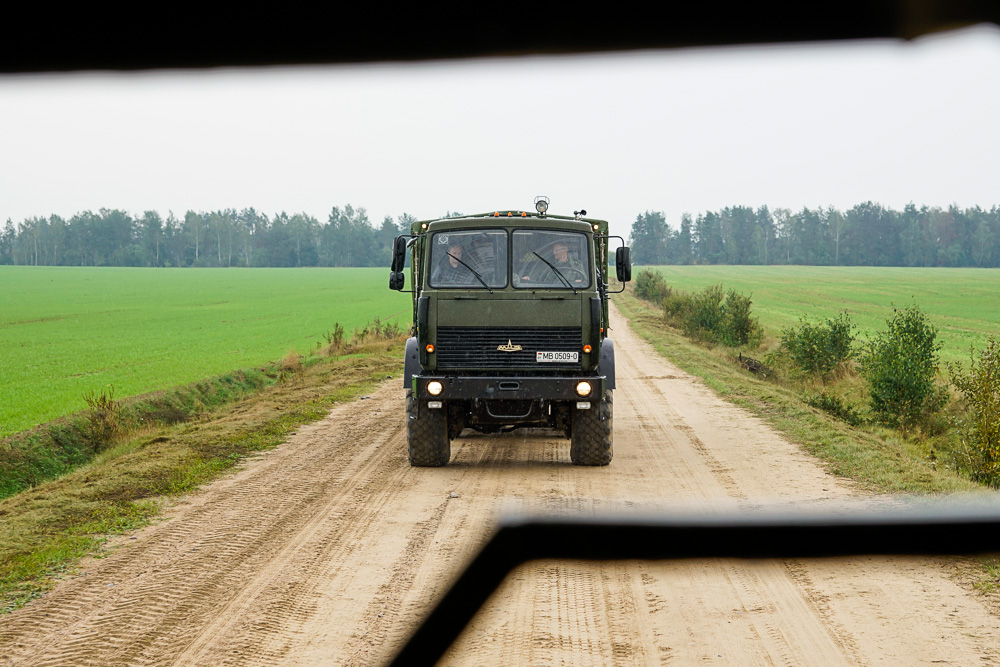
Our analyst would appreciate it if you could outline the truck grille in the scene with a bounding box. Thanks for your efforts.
[436,327,583,370]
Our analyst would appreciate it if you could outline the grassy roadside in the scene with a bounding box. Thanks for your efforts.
[1,370,279,501]
[613,288,978,494]
[613,287,1000,606]
[0,338,404,613]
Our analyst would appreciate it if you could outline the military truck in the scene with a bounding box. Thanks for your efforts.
[388,197,631,467]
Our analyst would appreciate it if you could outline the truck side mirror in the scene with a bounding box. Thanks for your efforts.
[389,271,405,291]
[615,246,632,282]
[391,235,408,272]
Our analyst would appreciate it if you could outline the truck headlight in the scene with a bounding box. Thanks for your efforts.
[427,380,444,396]
[575,381,592,397]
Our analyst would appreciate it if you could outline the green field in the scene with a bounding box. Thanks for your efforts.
[4,265,998,440]
[639,266,1000,365]
[0,267,410,438]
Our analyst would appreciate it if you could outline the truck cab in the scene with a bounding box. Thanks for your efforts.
[389,198,631,466]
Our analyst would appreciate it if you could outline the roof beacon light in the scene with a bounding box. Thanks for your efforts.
[534,196,549,215]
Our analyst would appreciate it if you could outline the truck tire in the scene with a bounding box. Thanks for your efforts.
[406,388,451,467]
[570,390,613,466]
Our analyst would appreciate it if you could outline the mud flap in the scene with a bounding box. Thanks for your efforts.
[598,338,616,390]
[403,337,419,388]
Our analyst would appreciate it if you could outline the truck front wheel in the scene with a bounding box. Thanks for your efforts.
[406,388,451,467]
[570,390,613,466]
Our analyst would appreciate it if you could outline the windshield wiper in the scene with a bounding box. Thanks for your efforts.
[532,252,577,294]
[447,251,492,293]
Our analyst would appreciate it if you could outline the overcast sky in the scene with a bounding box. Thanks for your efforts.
[1,25,998,240]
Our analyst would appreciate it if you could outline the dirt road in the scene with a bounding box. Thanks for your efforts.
[2,302,999,666]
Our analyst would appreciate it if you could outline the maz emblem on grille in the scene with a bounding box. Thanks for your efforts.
[497,339,523,352]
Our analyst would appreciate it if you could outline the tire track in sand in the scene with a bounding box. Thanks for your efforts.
[1,384,409,666]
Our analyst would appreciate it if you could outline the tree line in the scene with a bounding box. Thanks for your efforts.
[629,203,1000,267]
[0,206,417,268]
[5,202,999,268]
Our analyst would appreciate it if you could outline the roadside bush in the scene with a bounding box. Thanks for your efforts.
[679,285,762,348]
[632,274,762,349]
[661,289,693,321]
[781,313,856,378]
[860,305,945,429]
[354,316,403,343]
[82,385,123,449]
[633,269,672,304]
[321,322,345,354]
[949,337,1000,485]
[720,289,762,347]
[683,284,726,339]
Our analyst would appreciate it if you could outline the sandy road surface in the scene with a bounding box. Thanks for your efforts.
[2,302,999,666]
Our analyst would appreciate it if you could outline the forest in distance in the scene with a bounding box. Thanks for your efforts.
[629,202,1000,268]
[2,201,999,269]
[1,205,416,269]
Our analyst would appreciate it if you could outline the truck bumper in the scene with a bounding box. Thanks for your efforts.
[414,375,606,402]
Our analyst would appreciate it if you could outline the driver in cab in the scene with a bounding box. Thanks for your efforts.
[433,242,469,285]
[521,241,585,285]
[552,241,585,283]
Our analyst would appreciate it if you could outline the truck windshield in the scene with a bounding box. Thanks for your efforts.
[513,230,591,289]
[429,229,508,288]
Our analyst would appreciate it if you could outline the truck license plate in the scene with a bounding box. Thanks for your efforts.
[536,351,579,363]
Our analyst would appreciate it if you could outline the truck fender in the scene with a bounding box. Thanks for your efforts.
[404,336,420,388]
[599,338,616,390]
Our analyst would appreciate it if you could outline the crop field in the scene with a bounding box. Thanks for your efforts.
[4,265,997,440]
[0,267,409,438]
[638,265,1000,365]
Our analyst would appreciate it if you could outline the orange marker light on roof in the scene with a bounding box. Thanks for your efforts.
[507,212,512,216]
[521,212,527,217]
[494,211,499,217]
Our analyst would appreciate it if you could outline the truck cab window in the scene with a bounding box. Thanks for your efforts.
[513,230,591,289]
[429,230,507,289]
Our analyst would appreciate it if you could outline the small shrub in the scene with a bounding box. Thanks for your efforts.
[949,337,1000,485]
[661,290,692,322]
[82,385,123,449]
[721,289,763,347]
[354,316,403,343]
[677,285,762,348]
[633,269,671,304]
[683,284,726,341]
[781,312,856,378]
[322,322,345,354]
[634,276,761,349]
[860,305,945,429]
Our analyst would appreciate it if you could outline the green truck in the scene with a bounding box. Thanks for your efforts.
[389,197,631,467]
